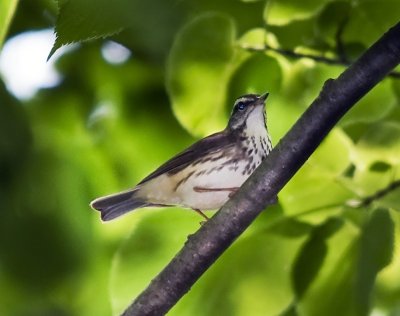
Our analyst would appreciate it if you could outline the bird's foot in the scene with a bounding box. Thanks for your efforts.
[193,208,209,224]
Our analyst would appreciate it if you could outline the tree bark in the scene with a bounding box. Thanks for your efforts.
[122,21,400,316]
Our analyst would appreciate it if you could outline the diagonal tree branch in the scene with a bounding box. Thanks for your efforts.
[122,21,400,316]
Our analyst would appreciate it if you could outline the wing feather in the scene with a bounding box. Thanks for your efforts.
[138,130,235,185]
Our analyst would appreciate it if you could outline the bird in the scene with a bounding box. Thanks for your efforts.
[90,92,272,221]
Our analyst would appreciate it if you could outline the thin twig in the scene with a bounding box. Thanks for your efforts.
[335,15,351,64]
[240,44,400,79]
[346,179,400,208]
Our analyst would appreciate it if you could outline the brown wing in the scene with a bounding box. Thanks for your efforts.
[138,130,236,185]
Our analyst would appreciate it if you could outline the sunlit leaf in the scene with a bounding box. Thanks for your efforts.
[351,121,400,168]
[282,61,342,107]
[279,128,354,222]
[265,0,331,25]
[339,122,400,211]
[0,0,18,47]
[167,13,237,136]
[227,52,282,103]
[339,80,396,126]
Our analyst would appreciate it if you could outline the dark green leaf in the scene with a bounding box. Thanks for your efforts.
[292,217,343,299]
[296,219,360,316]
[369,161,392,173]
[343,0,400,47]
[355,208,394,315]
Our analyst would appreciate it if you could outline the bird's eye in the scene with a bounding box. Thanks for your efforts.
[237,102,246,111]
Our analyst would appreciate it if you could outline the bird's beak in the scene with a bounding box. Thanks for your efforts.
[260,92,269,101]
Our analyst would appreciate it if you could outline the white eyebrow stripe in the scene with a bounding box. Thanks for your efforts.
[235,97,256,105]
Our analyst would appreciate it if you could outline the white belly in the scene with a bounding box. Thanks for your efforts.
[175,161,250,210]
[139,159,256,210]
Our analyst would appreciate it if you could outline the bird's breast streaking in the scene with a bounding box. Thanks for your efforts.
[90,93,272,221]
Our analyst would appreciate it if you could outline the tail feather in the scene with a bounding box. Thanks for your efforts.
[90,189,148,221]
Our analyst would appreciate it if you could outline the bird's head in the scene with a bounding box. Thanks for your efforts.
[227,93,269,133]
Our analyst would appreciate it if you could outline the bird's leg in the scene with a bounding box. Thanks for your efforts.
[193,208,210,224]
[192,187,240,223]
[228,188,239,198]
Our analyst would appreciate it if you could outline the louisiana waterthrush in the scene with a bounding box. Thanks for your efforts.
[91,93,272,221]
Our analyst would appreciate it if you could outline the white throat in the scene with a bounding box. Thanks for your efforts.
[244,106,268,138]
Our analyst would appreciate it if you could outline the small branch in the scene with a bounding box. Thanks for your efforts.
[240,44,400,79]
[335,15,351,64]
[123,21,400,316]
[242,43,350,65]
[346,179,400,208]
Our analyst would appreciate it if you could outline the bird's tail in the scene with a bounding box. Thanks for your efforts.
[90,188,148,221]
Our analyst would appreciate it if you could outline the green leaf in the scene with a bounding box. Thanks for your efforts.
[111,209,305,316]
[343,0,400,47]
[173,228,305,316]
[0,0,18,47]
[51,0,189,59]
[281,61,342,109]
[296,219,360,316]
[344,164,400,212]
[316,1,352,47]
[227,52,282,105]
[268,218,313,238]
[279,128,354,222]
[339,122,400,211]
[378,184,400,212]
[51,0,265,60]
[268,18,320,51]
[292,217,344,300]
[50,0,128,58]
[355,208,394,315]
[339,79,396,126]
[110,210,200,315]
[167,13,237,136]
[375,211,400,312]
[351,121,400,168]
[265,0,331,26]
[279,302,299,316]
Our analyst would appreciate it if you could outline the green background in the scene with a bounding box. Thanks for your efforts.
[1,0,400,315]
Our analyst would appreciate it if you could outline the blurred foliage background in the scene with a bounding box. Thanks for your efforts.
[1,0,400,315]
